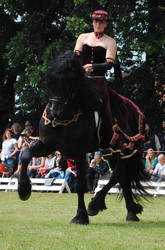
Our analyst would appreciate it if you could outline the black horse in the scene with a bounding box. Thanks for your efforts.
[18,51,149,225]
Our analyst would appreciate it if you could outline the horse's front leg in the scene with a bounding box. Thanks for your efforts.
[87,169,118,216]
[71,155,89,225]
[18,140,51,201]
[18,148,33,201]
[88,153,120,216]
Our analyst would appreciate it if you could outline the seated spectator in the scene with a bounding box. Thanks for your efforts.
[86,151,110,193]
[145,148,158,173]
[28,157,45,178]
[86,152,94,166]
[13,142,31,178]
[11,122,22,140]
[151,154,165,182]
[65,158,77,190]
[0,128,19,174]
[45,151,67,179]
[36,153,56,178]
[0,159,6,177]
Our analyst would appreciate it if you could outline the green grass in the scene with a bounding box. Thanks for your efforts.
[0,192,165,250]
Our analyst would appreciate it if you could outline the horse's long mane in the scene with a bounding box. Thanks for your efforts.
[46,51,100,112]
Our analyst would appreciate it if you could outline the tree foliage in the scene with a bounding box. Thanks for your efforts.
[0,0,164,135]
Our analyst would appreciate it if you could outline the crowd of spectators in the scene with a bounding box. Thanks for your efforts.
[0,119,165,193]
[143,121,165,182]
[0,121,112,192]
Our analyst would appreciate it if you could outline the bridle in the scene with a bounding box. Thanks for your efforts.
[49,92,78,105]
[42,91,82,128]
[49,96,68,105]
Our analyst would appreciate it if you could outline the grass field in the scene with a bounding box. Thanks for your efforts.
[0,192,165,250]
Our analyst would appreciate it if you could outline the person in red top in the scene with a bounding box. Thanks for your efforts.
[65,158,77,189]
[0,160,6,176]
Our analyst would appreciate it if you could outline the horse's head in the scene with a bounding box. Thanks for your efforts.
[46,51,84,118]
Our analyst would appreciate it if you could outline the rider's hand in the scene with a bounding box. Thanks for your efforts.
[83,64,93,73]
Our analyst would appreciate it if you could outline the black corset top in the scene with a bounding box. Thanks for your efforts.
[82,44,106,65]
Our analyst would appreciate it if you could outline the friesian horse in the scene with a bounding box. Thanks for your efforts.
[18,51,149,225]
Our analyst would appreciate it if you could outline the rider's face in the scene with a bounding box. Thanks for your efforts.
[92,20,108,33]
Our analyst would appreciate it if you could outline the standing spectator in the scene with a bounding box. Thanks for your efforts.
[0,128,19,173]
[86,151,110,193]
[145,148,158,173]
[143,122,161,156]
[36,153,55,178]
[151,154,165,182]
[18,128,33,149]
[24,121,39,138]
[13,142,31,178]
[158,120,165,153]
[45,151,67,179]
[11,122,22,140]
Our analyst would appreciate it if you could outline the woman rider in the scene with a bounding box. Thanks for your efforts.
[74,10,145,157]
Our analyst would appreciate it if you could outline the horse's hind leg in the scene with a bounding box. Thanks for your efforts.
[118,156,144,222]
[71,155,89,225]
[122,184,142,222]
[18,140,50,201]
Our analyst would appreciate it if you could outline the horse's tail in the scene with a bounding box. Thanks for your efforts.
[118,151,151,202]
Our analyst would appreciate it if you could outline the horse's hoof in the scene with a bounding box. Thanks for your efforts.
[70,210,89,225]
[70,216,89,225]
[126,211,140,222]
[87,196,106,216]
[87,208,99,216]
[18,180,32,201]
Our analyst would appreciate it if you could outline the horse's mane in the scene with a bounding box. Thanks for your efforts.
[46,50,100,112]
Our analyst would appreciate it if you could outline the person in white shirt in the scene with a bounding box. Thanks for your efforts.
[151,154,165,182]
[0,128,18,174]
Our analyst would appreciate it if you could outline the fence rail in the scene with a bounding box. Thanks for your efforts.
[95,180,165,196]
[0,177,71,193]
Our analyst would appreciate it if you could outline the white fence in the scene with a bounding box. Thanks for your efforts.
[95,180,165,196]
[1,177,165,197]
[0,177,71,193]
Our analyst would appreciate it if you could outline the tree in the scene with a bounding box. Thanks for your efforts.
[66,0,165,130]
[0,0,164,136]
[0,0,74,134]
[0,6,19,135]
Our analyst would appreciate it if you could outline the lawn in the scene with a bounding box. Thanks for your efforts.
[0,192,165,250]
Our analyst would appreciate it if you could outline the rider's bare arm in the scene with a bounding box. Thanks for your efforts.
[105,36,117,63]
[74,33,87,55]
